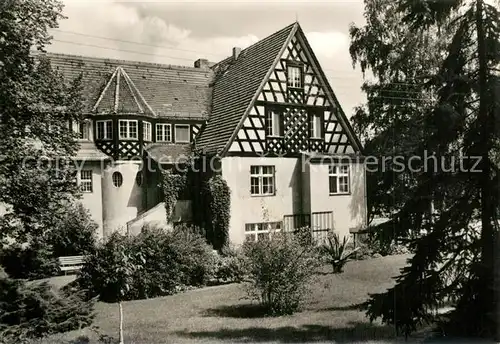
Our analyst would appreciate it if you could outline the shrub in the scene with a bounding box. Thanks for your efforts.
[0,268,94,342]
[76,225,216,302]
[355,231,411,258]
[242,233,320,315]
[293,226,314,247]
[211,246,247,284]
[319,232,359,273]
[168,225,218,286]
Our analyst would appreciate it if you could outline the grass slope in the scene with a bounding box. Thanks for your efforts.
[34,254,418,344]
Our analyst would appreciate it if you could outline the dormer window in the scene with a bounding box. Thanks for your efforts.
[96,120,112,140]
[143,121,152,142]
[119,120,138,140]
[72,120,90,140]
[287,64,302,89]
[175,124,190,143]
[156,123,171,142]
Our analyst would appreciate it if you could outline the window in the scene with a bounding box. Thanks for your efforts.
[175,124,190,143]
[79,170,93,193]
[118,120,138,140]
[329,165,350,195]
[266,110,281,137]
[143,121,152,142]
[96,120,113,140]
[135,172,143,186]
[72,120,90,140]
[112,172,123,188]
[245,222,282,242]
[156,123,171,142]
[250,166,275,196]
[310,113,322,138]
[287,64,302,88]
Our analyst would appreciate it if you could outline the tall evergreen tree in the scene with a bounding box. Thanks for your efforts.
[0,0,85,244]
[350,0,499,339]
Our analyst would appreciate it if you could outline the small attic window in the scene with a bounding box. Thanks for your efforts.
[287,64,303,89]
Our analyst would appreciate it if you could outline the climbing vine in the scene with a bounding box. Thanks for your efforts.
[160,154,231,250]
[161,170,187,220]
[202,174,231,250]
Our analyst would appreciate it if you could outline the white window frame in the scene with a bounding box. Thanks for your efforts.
[72,120,91,141]
[118,119,138,140]
[78,170,93,193]
[156,123,172,142]
[287,65,302,88]
[96,120,113,140]
[250,165,276,196]
[143,121,152,142]
[267,110,281,137]
[311,113,322,139]
[245,222,282,242]
[329,164,350,195]
[174,124,190,143]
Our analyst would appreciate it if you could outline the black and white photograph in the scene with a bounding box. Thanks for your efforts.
[0,0,498,343]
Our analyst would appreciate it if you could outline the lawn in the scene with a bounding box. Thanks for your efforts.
[34,254,425,344]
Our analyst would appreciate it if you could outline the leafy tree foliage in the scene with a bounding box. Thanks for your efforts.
[1,202,98,280]
[0,0,84,245]
[350,0,499,339]
[48,203,97,258]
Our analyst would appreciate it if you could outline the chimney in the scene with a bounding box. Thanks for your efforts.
[232,47,241,60]
[194,58,210,69]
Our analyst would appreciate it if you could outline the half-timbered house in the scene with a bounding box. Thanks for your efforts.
[45,22,367,244]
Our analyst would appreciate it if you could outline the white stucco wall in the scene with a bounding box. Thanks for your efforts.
[221,156,367,245]
[221,156,303,245]
[102,161,143,237]
[307,160,367,239]
[127,202,168,235]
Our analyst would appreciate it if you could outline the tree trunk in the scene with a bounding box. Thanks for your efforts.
[476,0,494,276]
[119,301,124,344]
[475,0,496,336]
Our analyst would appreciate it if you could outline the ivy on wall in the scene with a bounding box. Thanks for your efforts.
[202,175,231,251]
[160,154,231,251]
[161,170,187,220]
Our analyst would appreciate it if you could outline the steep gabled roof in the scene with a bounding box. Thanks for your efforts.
[42,53,213,120]
[195,23,297,154]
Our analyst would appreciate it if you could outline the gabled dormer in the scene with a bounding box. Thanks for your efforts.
[44,53,212,161]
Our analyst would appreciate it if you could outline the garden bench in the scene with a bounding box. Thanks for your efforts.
[58,255,84,274]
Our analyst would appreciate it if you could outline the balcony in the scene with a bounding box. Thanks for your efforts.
[283,211,333,244]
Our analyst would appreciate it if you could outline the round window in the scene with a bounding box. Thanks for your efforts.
[112,172,123,188]
[135,172,143,186]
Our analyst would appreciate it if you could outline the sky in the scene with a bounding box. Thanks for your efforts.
[47,0,368,117]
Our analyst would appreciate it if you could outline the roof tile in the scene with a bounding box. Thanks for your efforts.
[42,53,213,120]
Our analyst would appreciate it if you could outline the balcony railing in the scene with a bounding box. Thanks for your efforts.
[283,211,333,245]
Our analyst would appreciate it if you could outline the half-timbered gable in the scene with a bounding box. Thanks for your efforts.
[200,22,362,157]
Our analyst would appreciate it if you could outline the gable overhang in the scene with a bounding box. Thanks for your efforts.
[219,23,300,157]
